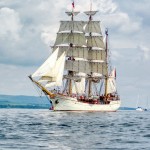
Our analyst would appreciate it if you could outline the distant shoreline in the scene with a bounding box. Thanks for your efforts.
[0,95,135,110]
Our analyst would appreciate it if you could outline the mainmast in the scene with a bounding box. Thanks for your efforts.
[69,1,75,95]
[104,29,109,96]
[88,0,93,97]
[84,0,106,97]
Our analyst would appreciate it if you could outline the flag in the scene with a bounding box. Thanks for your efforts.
[72,1,75,8]
[110,68,116,78]
[114,68,116,78]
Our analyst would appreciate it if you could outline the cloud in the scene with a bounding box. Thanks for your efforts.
[138,45,150,61]
[111,50,122,61]
[40,24,60,46]
[116,0,150,24]
[0,7,22,40]
[101,12,141,34]
[0,0,143,67]
[0,6,50,66]
[96,0,118,14]
[0,64,37,96]
[73,0,117,13]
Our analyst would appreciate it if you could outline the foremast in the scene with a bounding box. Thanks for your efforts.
[68,2,75,96]
[53,2,87,96]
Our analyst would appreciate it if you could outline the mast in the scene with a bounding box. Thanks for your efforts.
[88,78,92,97]
[87,0,93,97]
[28,75,55,98]
[68,44,73,96]
[89,0,92,20]
[88,0,92,97]
[104,29,109,96]
[84,0,106,97]
[63,1,87,96]
[71,1,75,21]
[69,1,74,95]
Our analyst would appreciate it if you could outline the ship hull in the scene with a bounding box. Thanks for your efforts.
[136,107,147,111]
[50,95,121,112]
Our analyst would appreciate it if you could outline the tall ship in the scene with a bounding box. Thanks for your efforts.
[29,1,121,111]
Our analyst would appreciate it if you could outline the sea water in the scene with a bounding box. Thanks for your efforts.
[0,109,150,150]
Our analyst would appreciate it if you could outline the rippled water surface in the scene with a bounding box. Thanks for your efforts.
[0,109,150,150]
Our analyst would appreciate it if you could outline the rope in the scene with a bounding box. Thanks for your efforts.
[99,79,104,95]
[31,82,42,97]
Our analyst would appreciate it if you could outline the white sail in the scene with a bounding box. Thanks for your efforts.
[55,51,66,86]
[45,82,56,88]
[54,33,86,46]
[88,49,106,61]
[85,21,102,34]
[92,73,102,77]
[107,69,117,94]
[40,76,56,81]
[55,46,88,59]
[72,80,85,95]
[90,62,107,75]
[67,47,88,59]
[59,21,85,33]
[75,72,86,77]
[72,72,86,94]
[65,60,90,74]
[86,36,105,49]
[109,68,116,78]
[65,59,107,75]
[72,81,77,94]
[75,77,85,94]
[32,48,59,77]
[45,51,66,88]
[107,78,117,94]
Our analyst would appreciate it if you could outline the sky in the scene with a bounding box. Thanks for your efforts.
[0,0,150,107]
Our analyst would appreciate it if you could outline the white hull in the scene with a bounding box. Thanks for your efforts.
[50,95,121,111]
